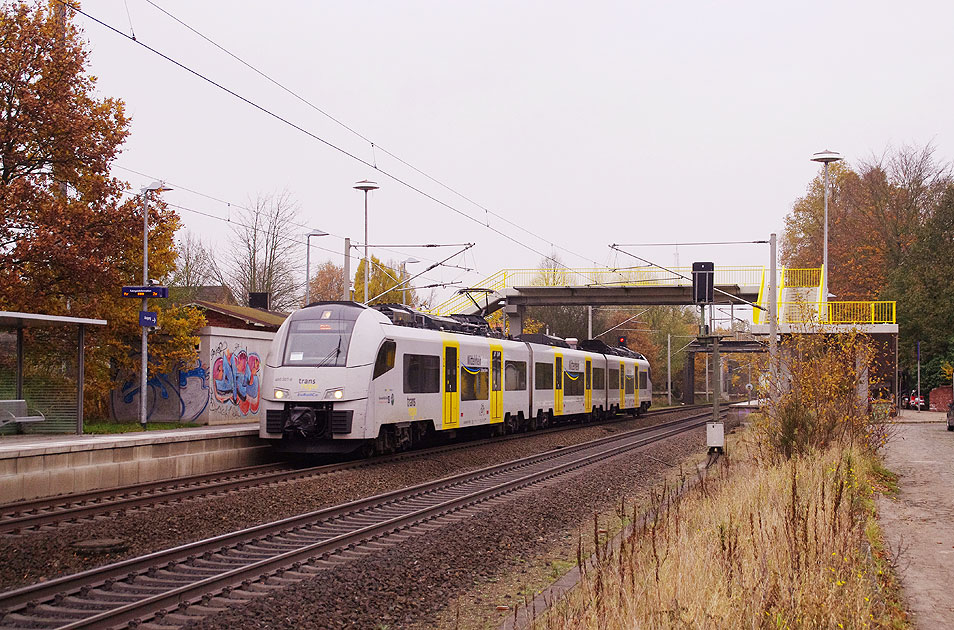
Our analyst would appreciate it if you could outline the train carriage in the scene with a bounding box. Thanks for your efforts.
[261,302,651,455]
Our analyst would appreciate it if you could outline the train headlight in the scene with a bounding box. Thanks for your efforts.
[325,388,344,400]
[273,388,289,399]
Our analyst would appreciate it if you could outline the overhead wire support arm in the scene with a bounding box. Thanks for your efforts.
[367,244,474,304]
[613,240,770,247]
[608,244,767,312]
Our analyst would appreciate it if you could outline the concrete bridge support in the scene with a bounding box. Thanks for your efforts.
[505,303,525,337]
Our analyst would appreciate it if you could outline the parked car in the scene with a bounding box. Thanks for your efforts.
[947,402,954,431]
[910,391,925,409]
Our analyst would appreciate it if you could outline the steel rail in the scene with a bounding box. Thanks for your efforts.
[0,411,715,627]
[0,405,705,535]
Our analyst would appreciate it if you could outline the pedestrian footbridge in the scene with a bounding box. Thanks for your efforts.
[426,266,896,334]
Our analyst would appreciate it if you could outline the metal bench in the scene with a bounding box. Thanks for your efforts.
[0,399,45,429]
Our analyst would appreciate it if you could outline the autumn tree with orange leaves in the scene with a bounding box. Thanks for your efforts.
[0,2,203,419]
[781,144,954,378]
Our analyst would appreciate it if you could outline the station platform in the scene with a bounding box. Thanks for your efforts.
[0,424,273,504]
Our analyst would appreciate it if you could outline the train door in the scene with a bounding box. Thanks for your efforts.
[585,358,592,412]
[490,344,503,424]
[619,361,625,409]
[635,368,641,409]
[442,341,460,429]
[554,354,564,415]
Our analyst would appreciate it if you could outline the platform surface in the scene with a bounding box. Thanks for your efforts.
[0,423,259,458]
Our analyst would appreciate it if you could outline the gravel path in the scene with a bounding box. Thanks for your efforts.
[184,425,710,630]
[0,411,696,592]
[878,410,954,629]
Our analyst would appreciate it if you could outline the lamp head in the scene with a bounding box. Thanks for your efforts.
[811,150,843,165]
[307,230,328,237]
[402,257,420,265]
[142,180,173,193]
[353,179,380,192]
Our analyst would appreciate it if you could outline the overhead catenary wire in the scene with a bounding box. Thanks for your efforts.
[60,1,589,278]
[613,240,770,247]
[112,164,451,268]
[139,0,601,269]
[116,189,467,288]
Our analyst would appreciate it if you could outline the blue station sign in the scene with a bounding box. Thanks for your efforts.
[139,311,158,327]
[122,286,169,298]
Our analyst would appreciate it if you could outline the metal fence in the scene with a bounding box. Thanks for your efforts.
[776,301,896,324]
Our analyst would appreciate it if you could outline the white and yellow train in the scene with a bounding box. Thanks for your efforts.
[260,302,652,454]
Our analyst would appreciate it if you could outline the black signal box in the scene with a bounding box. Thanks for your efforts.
[692,262,714,303]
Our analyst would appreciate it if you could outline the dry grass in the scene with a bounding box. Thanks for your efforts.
[527,431,909,630]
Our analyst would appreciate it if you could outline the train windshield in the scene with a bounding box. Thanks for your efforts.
[283,315,355,367]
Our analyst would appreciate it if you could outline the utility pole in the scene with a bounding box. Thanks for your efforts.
[917,341,922,412]
[769,233,778,403]
[52,0,68,199]
[712,336,721,422]
[587,306,593,339]
[343,237,351,301]
[667,333,672,406]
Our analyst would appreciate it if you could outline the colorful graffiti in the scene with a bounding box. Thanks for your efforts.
[110,360,209,422]
[211,348,261,416]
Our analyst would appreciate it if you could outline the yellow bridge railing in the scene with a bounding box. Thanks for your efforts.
[776,301,896,324]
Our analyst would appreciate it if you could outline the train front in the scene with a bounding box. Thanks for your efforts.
[260,302,387,453]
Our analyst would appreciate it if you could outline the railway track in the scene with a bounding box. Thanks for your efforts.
[0,410,716,629]
[0,406,706,536]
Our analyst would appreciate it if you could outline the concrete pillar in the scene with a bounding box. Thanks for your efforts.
[505,303,525,337]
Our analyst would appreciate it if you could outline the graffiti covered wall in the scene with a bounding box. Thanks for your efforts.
[110,327,274,425]
[210,343,262,419]
[110,360,209,423]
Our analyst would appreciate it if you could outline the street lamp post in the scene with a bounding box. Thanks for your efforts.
[353,180,380,304]
[139,181,172,430]
[401,257,420,305]
[811,150,843,319]
[304,230,329,306]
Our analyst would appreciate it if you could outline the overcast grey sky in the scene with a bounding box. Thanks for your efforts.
[83,1,954,304]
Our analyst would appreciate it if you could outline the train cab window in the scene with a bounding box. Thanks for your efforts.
[372,341,396,380]
[593,367,605,390]
[505,361,527,391]
[639,371,648,390]
[283,318,354,367]
[625,373,635,394]
[461,366,489,401]
[534,363,553,390]
[608,368,619,390]
[404,354,440,393]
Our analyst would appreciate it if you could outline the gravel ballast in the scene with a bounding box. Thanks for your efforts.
[184,425,714,630]
[0,409,707,594]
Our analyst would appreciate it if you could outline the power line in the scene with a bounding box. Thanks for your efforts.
[613,240,770,247]
[117,189,465,288]
[112,163,452,268]
[140,0,600,268]
[60,1,589,277]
